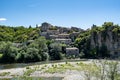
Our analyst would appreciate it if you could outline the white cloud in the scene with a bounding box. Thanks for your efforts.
[0,18,7,21]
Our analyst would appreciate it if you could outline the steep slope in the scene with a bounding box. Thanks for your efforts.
[75,22,120,58]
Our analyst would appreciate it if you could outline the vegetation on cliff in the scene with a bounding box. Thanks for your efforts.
[75,22,120,59]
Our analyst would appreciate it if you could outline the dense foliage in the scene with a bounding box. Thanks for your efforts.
[0,25,40,42]
[0,25,64,63]
[0,37,49,63]
[49,43,63,60]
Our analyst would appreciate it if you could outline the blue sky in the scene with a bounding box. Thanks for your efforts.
[0,0,120,29]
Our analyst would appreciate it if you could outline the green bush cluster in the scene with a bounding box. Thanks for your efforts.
[0,37,64,63]
[0,37,49,63]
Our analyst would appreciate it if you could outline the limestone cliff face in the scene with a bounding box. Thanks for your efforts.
[90,25,120,57]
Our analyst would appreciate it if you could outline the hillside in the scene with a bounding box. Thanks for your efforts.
[0,22,120,63]
[75,22,120,58]
[0,25,40,42]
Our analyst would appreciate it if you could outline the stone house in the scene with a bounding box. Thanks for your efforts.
[40,32,49,39]
[59,27,71,33]
[54,39,71,45]
[40,30,59,39]
[40,22,52,32]
[66,47,79,56]
[47,30,59,35]
[49,35,58,39]
[58,34,70,39]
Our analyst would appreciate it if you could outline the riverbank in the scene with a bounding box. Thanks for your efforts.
[0,59,120,80]
[0,60,91,80]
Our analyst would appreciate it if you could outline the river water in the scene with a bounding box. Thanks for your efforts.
[0,59,86,70]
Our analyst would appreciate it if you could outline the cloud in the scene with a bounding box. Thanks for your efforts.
[0,18,7,21]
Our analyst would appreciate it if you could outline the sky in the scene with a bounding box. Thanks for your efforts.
[0,0,120,29]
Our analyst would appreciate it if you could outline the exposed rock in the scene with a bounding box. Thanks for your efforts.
[90,23,120,58]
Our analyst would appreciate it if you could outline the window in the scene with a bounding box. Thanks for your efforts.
[114,52,118,55]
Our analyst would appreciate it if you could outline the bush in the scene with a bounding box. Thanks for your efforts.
[0,42,19,63]
[49,43,63,60]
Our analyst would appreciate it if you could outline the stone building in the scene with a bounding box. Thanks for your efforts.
[40,32,49,39]
[40,22,52,32]
[66,47,79,56]
[47,30,59,35]
[49,35,58,39]
[59,27,71,33]
[58,34,70,39]
[54,39,71,45]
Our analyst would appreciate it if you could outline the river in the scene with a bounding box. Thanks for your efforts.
[0,59,86,70]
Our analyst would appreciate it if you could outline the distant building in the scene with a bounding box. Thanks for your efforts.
[41,30,59,39]
[66,47,79,56]
[40,32,49,39]
[40,22,52,32]
[47,30,59,35]
[54,39,71,45]
[58,34,70,39]
[59,27,70,33]
[49,35,58,39]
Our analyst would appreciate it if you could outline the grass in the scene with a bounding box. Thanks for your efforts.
[14,76,43,80]
[22,60,120,80]
[0,53,3,58]
[24,68,36,76]
[45,62,100,74]
[26,66,31,69]
[0,72,10,76]
[24,65,41,76]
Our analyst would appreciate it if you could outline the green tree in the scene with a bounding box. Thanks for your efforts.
[0,42,19,63]
[49,43,63,60]
[28,37,49,61]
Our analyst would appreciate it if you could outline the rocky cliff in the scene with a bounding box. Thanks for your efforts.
[75,22,120,58]
[90,22,120,58]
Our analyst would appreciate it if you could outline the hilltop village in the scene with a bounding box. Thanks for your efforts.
[39,22,84,56]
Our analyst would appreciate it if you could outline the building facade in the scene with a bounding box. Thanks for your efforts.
[66,47,79,56]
